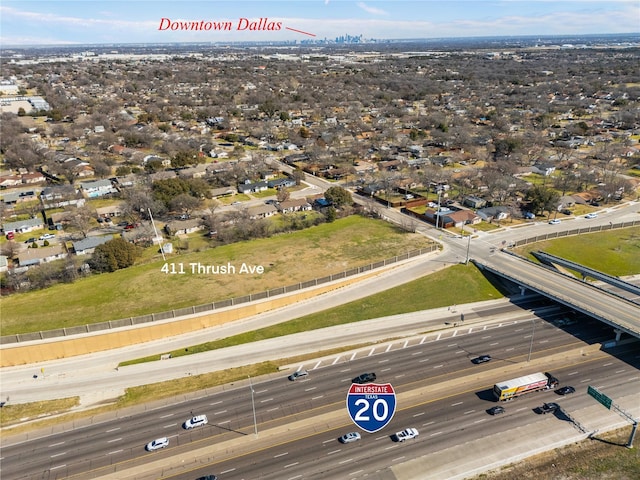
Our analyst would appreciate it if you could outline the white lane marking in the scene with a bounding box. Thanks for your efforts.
[284,462,299,468]
[210,400,223,406]
[163,423,177,428]
[107,437,122,443]
[220,468,236,474]
[451,401,463,406]
[106,427,121,432]
[305,387,317,392]
[260,398,273,403]
[274,452,288,458]
[50,465,66,470]
[327,449,341,455]
[49,441,65,447]
[214,410,227,415]
[332,356,342,365]
[160,414,173,419]
[50,452,66,458]
[108,450,123,455]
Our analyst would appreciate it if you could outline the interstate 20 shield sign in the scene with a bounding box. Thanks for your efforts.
[346,383,397,433]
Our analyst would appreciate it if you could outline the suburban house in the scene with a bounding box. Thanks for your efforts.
[463,195,487,209]
[2,217,45,235]
[79,179,117,198]
[164,218,204,236]
[246,204,278,219]
[477,206,510,222]
[40,185,85,209]
[267,177,296,189]
[72,235,113,255]
[17,244,67,268]
[96,204,124,219]
[210,186,236,198]
[237,180,269,194]
[278,198,312,213]
[532,163,556,176]
[447,209,481,228]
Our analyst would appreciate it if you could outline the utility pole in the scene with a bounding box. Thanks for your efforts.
[248,375,258,437]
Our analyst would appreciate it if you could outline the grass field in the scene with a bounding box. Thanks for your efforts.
[120,262,507,365]
[2,216,434,335]
[516,227,640,277]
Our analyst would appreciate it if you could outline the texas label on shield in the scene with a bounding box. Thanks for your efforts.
[346,383,397,433]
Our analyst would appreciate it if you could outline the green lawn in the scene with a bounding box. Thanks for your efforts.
[517,227,640,277]
[121,262,507,365]
[2,216,434,335]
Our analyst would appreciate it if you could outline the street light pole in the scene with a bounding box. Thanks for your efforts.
[248,375,258,436]
[435,189,442,229]
[465,232,471,265]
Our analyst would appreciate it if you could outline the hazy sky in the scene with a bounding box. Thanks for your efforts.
[1,1,638,46]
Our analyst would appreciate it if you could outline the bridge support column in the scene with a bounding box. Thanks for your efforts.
[615,329,623,342]
[519,286,527,296]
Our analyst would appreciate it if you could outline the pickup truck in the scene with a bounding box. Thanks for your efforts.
[536,402,560,415]
[394,427,419,442]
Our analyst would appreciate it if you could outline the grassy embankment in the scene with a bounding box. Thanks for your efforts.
[2,215,434,335]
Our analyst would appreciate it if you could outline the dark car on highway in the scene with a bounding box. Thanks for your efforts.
[471,355,491,364]
[487,406,505,415]
[556,386,575,395]
[353,372,377,384]
[536,402,560,414]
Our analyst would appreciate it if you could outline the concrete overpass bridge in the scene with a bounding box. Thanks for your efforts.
[473,250,640,341]
[532,251,640,303]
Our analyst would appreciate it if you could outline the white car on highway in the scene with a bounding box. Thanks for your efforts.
[339,432,362,443]
[394,427,419,442]
[184,414,208,429]
[146,437,169,451]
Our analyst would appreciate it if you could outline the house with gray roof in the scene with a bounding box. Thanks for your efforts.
[72,235,113,255]
[2,217,45,234]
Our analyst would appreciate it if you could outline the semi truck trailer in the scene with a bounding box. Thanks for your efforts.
[493,372,558,401]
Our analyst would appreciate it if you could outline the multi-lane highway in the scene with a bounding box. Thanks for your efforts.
[3,307,635,480]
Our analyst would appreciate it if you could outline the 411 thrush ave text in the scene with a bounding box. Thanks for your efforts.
[161,262,265,275]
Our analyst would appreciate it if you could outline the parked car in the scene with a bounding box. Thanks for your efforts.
[556,386,575,395]
[523,211,535,219]
[339,432,362,444]
[39,233,55,240]
[288,370,309,381]
[585,213,598,219]
[24,237,36,244]
[548,219,561,225]
[394,428,419,442]
[146,437,169,451]
[352,372,377,384]
[560,209,572,215]
[471,354,491,364]
[487,406,505,415]
[184,414,208,429]
[536,402,560,414]
[196,475,218,480]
